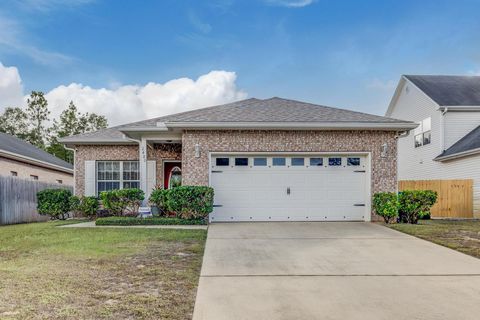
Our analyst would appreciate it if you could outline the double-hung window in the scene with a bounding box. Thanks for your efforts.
[97,161,139,195]
[414,117,431,148]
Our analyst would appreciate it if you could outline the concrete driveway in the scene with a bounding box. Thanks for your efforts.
[193,222,480,320]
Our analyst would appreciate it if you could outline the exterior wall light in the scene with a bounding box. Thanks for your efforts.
[381,143,388,158]
[195,144,201,158]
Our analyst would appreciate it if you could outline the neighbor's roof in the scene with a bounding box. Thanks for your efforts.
[0,133,73,173]
[60,97,416,144]
[405,75,480,106]
[435,125,480,161]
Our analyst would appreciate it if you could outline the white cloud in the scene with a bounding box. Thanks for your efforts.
[0,62,24,107]
[265,0,315,8]
[44,70,247,125]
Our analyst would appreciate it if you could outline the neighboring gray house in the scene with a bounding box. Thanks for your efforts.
[0,133,73,184]
[61,97,415,222]
[386,75,480,218]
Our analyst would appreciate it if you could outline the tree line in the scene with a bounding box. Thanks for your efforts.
[0,91,108,163]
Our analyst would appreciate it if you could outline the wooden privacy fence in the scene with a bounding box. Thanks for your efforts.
[0,175,73,225]
[398,179,473,219]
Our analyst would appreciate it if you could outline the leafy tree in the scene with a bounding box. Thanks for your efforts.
[0,107,29,138]
[25,91,50,149]
[47,101,108,162]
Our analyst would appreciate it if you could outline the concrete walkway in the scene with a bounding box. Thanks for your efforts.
[193,222,480,320]
[59,221,207,230]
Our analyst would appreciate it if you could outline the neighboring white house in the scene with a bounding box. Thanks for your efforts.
[386,75,480,218]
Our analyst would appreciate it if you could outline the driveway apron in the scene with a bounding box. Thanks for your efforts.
[193,222,480,320]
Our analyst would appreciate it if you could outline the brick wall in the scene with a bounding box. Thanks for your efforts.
[74,144,181,195]
[0,156,73,185]
[181,130,398,221]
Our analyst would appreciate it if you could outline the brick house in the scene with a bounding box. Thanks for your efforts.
[60,97,415,222]
[0,133,73,185]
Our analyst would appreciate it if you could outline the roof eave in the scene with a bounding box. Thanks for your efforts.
[0,149,73,174]
[434,147,480,162]
[437,106,480,111]
[164,121,418,130]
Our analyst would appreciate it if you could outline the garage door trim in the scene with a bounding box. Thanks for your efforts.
[208,151,372,222]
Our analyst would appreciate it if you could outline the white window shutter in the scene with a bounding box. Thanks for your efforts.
[84,161,96,196]
[146,160,156,198]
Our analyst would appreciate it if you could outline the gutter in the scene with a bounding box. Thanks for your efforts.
[163,121,418,131]
[0,149,73,174]
[434,147,480,162]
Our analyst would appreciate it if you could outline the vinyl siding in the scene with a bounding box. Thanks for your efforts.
[444,112,480,149]
[390,79,480,217]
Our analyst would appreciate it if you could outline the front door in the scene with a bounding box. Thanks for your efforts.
[164,161,182,189]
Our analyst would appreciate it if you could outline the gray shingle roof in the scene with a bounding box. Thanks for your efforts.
[435,125,480,161]
[61,97,413,143]
[0,133,73,170]
[405,75,480,106]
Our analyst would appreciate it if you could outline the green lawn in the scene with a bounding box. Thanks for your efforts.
[0,220,207,320]
[388,220,480,259]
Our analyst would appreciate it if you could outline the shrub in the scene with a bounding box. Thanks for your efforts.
[373,192,398,223]
[398,190,437,224]
[95,216,207,226]
[70,196,99,219]
[149,188,169,216]
[99,188,144,216]
[164,186,214,219]
[37,188,72,220]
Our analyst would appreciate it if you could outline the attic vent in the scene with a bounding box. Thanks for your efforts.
[405,85,410,94]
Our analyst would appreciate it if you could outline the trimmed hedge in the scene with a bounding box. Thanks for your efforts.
[373,192,398,224]
[99,188,144,216]
[95,216,207,226]
[70,195,99,218]
[37,188,72,220]
[149,186,214,219]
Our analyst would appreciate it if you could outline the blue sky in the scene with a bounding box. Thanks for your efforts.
[1,0,480,124]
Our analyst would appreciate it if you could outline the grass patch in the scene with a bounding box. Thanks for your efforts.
[96,216,207,226]
[0,220,206,319]
[388,220,480,259]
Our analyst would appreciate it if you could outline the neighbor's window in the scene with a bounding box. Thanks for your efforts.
[272,157,286,166]
[235,158,249,166]
[30,175,38,180]
[309,158,323,166]
[253,157,267,166]
[347,157,360,166]
[11,171,17,177]
[328,157,342,166]
[291,158,305,166]
[414,117,431,148]
[56,179,63,184]
[215,158,229,166]
[97,161,139,195]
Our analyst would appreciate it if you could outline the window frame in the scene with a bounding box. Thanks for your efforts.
[414,117,431,148]
[96,160,140,195]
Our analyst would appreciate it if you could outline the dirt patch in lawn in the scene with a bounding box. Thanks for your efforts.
[388,220,480,259]
[0,221,206,320]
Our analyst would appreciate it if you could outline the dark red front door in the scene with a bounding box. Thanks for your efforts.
[163,162,182,189]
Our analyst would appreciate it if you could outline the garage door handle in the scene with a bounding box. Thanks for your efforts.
[353,204,365,206]
[211,170,223,173]
[354,170,366,173]
[287,187,290,195]
[213,204,223,207]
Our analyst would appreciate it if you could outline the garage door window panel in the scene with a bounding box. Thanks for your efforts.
[253,157,267,166]
[291,158,305,166]
[216,158,230,166]
[309,158,323,167]
[235,157,249,166]
[347,157,361,166]
[328,157,342,166]
[272,157,286,166]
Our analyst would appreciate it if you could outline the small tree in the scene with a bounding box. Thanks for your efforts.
[37,189,72,220]
[373,192,399,223]
[398,190,437,224]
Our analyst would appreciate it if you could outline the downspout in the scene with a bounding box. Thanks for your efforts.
[441,107,448,152]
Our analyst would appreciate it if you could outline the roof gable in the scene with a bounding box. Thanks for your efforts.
[404,75,480,106]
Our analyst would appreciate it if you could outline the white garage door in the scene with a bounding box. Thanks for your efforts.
[210,154,369,222]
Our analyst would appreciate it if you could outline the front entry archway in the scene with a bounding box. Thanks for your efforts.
[164,161,182,189]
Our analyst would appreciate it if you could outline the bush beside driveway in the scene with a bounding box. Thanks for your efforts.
[0,220,206,319]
